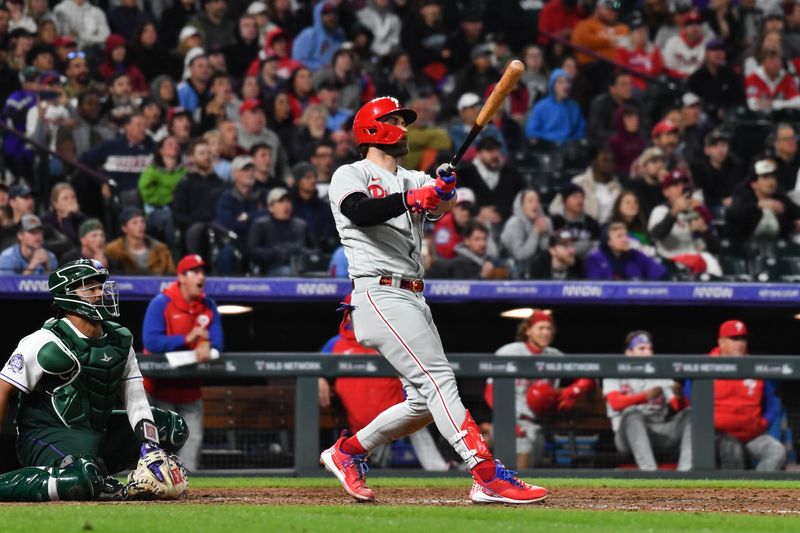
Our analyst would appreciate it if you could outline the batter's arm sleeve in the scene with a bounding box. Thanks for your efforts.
[206,299,225,351]
[142,295,187,353]
[340,192,408,227]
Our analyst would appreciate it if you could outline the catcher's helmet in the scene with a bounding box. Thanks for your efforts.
[526,381,558,417]
[49,259,120,321]
[353,96,417,146]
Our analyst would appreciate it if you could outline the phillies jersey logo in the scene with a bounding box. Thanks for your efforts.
[368,177,386,198]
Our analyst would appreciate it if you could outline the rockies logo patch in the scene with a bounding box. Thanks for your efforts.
[7,353,24,374]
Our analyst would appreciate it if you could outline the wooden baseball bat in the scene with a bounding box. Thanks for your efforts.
[447,59,525,172]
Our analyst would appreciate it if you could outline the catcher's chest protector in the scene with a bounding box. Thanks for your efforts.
[21,319,131,431]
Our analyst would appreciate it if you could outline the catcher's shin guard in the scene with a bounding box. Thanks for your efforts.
[0,456,104,502]
[447,410,493,469]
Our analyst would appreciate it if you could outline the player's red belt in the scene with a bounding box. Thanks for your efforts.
[374,276,425,292]
[378,276,424,292]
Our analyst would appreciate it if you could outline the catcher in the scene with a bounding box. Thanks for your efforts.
[0,259,189,501]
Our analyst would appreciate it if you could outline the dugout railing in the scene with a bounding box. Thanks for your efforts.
[138,352,800,476]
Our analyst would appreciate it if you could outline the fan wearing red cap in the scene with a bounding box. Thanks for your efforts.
[662,9,707,79]
[483,310,595,469]
[696,319,787,470]
[648,168,722,276]
[322,96,548,504]
[141,254,223,472]
[603,330,691,471]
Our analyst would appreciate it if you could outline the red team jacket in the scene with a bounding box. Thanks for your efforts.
[433,212,463,259]
[332,323,404,433]
[745,68,800,110]
[142,281,223,403]
[616,45,664,91]
[709,347,767,442]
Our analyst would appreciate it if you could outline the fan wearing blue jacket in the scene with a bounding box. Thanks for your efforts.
[525,69,586,144]
[291,2,346,71]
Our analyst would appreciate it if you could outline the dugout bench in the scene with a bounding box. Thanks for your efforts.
[135,352,800,475]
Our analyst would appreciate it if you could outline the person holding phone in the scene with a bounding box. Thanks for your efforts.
[647,169,722,276]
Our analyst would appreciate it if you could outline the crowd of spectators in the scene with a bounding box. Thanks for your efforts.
[2,0,800,280]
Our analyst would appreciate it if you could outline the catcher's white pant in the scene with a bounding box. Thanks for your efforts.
[350,281,473,463]
[150,398,203,472]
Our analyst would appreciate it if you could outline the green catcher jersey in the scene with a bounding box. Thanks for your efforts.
[0,318,143,431]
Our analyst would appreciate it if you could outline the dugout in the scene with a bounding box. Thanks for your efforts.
[1,277,798,474]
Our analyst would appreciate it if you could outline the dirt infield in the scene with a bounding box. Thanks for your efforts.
[185,487,800,514]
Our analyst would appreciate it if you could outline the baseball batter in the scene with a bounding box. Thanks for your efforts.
[602,331,692,471]
[0,260,188,501]
[320,96,547,504]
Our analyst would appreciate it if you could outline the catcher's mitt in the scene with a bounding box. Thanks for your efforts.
[126,446,188,500]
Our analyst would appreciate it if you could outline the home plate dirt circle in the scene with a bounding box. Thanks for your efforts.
[181,487,800,513]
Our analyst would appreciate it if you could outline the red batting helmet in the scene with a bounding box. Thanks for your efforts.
[353,96,417,146]
[526,381,558,417]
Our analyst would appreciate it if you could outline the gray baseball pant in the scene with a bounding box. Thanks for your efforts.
[716,432,786,471]
[614,408,692,471]
[349,284,474,464]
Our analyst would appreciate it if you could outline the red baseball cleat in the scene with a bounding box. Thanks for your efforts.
[470,460,548,504]
[320,434,375,502]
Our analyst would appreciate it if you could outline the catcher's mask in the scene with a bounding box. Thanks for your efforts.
[49,259,120,321]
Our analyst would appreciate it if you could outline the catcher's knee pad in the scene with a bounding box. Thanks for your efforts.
[152,407,190,452]
[55,456,106,501]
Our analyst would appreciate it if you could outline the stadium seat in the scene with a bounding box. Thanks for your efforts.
[767,256,800,282]
[299,251,333,277]
[718,256,752,282]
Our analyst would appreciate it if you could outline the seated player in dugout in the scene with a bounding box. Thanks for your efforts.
[603,331,691,471]
[483,310,595,468]
[0,260,189,501]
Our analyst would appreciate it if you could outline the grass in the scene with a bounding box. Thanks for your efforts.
[1,478,798,533]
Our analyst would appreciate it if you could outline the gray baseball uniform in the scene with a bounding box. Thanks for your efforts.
[328,159,477,466]
[490,342,564,461]
[602,377,692,471]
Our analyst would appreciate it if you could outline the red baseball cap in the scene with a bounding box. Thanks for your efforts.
[719,320,748,338]
[167,107,191,123]
[239,98,262,114]
[177,254,207,275]
[651,119,679,139]
[684,10,702,25]
[527,309,553,326]
[661,169,690,189]
[53,36,77,48]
